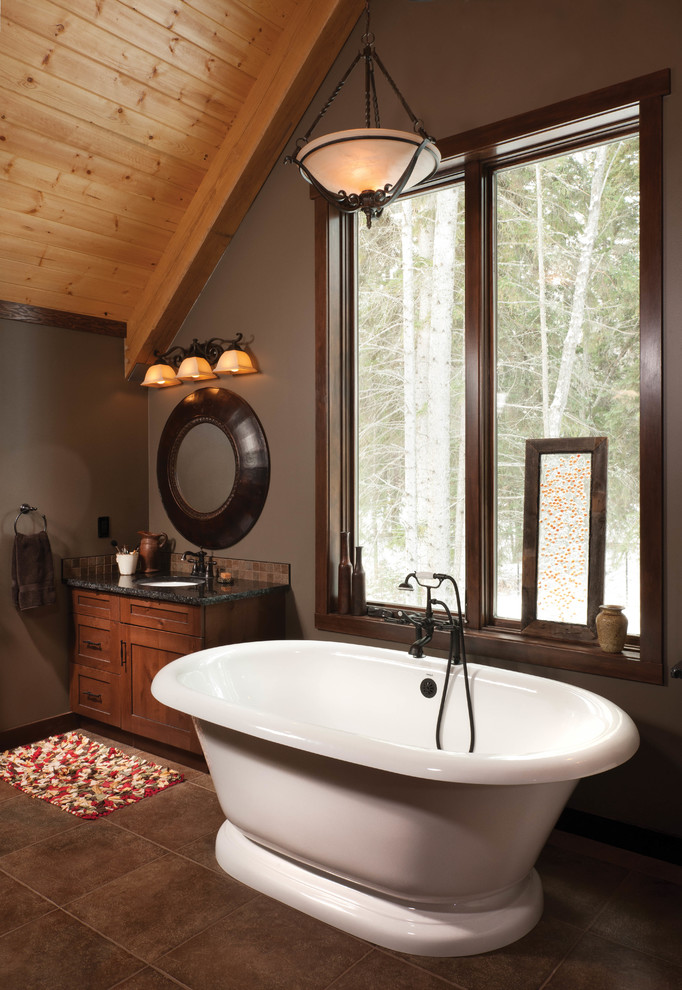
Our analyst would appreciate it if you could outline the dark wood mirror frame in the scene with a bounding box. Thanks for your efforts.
[157,387,270,549]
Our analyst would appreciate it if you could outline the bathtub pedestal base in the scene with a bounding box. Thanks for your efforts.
[215,820,543,957]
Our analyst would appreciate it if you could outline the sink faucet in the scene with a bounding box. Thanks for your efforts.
[182,549,207,575]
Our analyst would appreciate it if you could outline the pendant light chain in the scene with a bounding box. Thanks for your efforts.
[300,51,363,146]
[362,0,378,128]
[299,0,427,147]
[371,48,428,139]
[285,0,440,227]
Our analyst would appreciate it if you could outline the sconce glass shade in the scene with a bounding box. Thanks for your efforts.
[295,128,440,197]
[176,356,217,381]
[214,348,257,375]
[141,363,182,388]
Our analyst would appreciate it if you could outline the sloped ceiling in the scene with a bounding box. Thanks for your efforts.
[0,0,364,376]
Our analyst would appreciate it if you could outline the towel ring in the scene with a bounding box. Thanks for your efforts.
[14,503,48,534]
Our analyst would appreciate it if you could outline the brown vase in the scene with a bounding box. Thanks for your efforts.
[138,531,168,573]
[337,532,352,614]
[596,604,628,653]
[351,545,367,616]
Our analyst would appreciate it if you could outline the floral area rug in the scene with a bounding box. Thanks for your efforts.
[0,731,184,819]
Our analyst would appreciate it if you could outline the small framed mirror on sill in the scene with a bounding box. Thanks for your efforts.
[521,436,607,641]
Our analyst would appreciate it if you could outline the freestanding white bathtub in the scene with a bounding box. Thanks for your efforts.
[151,639,639,956]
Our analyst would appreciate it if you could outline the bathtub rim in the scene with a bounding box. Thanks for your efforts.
[151,638,640,786]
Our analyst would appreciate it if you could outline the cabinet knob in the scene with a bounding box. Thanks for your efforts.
[85,692,102,703]
[83,640,102,650]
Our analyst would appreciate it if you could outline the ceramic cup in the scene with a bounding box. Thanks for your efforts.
[116,551,139,575]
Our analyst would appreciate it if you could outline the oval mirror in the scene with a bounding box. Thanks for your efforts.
[157,387,269,549]
[176,422,237,514]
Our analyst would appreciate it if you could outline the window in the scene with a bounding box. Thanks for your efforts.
[494,137,640,631]
[357,185,466,600]
[315,72,668,683]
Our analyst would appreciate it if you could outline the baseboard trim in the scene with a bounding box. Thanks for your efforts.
[557,808,681,866]
[0,713,79,751]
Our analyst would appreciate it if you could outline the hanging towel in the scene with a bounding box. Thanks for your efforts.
[11,531,57,610]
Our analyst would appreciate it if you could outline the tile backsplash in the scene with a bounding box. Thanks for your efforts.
[62,553,289,585]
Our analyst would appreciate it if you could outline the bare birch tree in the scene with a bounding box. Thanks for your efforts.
[419,186,459,568]
[398,199,418,565]
[547,145,609,435]
[535,162,551,434]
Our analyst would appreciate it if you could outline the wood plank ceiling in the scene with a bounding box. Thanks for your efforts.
[0,0,364,376]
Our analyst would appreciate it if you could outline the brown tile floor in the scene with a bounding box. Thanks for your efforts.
[1,734,681,990]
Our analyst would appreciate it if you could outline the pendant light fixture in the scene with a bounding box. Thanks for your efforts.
[141,334,257,388]
[285,0,440,228]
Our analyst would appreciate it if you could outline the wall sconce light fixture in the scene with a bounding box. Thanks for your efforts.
[141,334,258,388]
[285,0,440,228]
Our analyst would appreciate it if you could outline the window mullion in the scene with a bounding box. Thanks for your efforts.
[464,159,485,629]
[638,95,664,664]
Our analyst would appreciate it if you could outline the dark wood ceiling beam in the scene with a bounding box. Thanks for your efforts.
[0,300,126,337]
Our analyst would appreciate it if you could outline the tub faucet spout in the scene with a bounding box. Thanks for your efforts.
[408,626,435,659]
[395,609,430,657]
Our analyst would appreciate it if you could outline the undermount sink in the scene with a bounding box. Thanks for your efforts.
[136,576,205,588]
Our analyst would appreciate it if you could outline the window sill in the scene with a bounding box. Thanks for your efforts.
[314,611,662,685]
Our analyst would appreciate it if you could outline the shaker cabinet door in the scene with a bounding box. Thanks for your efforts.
[120,626,202,753]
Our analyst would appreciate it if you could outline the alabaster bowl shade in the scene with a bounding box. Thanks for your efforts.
[141,363,182,388]
[176,356,217,381]
[295,128,441,196]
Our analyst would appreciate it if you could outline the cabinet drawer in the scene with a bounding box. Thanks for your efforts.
[119,597,202,636]
[74,615,120,671]
[70,664,121,725]
[71,589,120,620]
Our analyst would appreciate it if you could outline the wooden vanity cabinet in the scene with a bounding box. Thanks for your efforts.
[119,599,202,753]
[70,587,285,754]
[70,591,124,726]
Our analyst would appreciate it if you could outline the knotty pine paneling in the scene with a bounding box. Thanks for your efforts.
[0,0,359,342]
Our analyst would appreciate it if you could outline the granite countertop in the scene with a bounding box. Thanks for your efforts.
[64,569,289,606]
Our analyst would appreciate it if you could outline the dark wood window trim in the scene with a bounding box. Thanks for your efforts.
[315,71,669,686]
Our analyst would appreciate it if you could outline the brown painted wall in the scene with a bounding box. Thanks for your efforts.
[0,321,148,732]
[148,0,682,836]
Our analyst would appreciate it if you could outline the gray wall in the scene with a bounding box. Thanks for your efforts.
[1,321,148,732]
[148,0,682,836]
